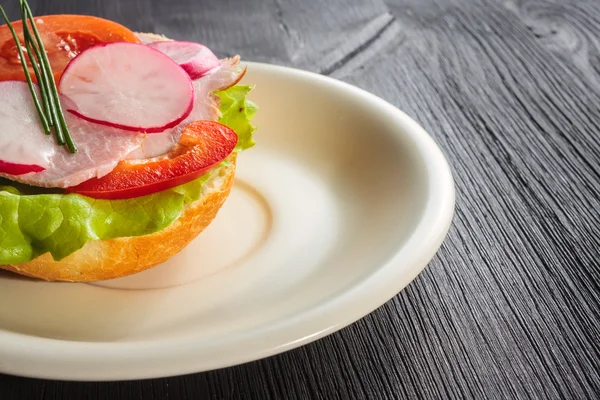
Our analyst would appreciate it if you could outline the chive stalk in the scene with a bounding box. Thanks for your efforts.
[20,6,52,128]
[23,39,51,132]
[0,4,49,133]
[20,0,76,152]
[21,23,57,130]
[1,0,77,153]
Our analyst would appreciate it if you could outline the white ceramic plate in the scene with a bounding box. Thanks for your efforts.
[0,62,454,381]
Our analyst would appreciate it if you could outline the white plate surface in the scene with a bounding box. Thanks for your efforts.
[0,62,455,381]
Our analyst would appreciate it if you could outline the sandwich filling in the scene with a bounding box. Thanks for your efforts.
[0,15,256,265]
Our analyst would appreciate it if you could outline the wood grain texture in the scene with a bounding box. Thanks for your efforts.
[2,0,600,398]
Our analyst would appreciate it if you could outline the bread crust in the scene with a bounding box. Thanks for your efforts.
[135,32,171,44]
[1,156,236,282]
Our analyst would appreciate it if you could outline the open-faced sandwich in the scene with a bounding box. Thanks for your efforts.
[0,3,256,282]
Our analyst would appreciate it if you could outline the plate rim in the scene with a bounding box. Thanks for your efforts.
[0,61,455,381]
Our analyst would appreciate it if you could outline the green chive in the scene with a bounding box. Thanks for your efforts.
[19,2,64,146]
[20,1,55,127]
[20,7,52,129]
[23,38,52,133]
[0,4,49,133]
[21,0,76,153]
[22,20,59,134]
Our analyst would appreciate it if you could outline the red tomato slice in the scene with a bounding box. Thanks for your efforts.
[67,121,238,200]
[0,15,140,84]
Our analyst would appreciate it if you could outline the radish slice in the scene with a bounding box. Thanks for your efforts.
[147,41,221,80]
[126,56,246,159]
[0,160,44,175]
[0,81,145,188]
[0,81,55,175]
[59,42,194,133]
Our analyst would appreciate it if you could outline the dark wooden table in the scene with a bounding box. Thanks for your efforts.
[2,0,600,398]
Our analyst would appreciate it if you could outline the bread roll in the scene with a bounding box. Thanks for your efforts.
[1,155,236,282]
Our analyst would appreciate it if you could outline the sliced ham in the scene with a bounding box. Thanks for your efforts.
[0,81,144,188]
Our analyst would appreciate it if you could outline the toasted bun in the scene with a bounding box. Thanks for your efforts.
[135,32,170,44]
[1,33,241,282]
[1,156,236,282]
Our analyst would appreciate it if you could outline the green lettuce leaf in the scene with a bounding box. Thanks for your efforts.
[217,85,257,151]
[0,84,256,264]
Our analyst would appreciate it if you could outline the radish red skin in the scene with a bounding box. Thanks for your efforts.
[0,160,44,175]
[66,104,193,134]
[147,41,221,80]
[59,42,194,133]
